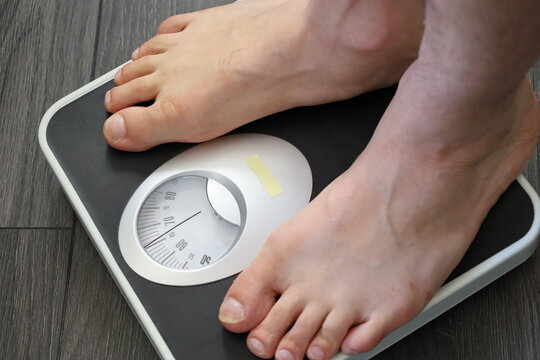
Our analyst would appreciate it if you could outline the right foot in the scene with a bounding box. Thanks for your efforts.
[103,0,424,151]
[218,69,540,360]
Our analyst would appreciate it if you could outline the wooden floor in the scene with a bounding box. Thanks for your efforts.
[1,1,539,359]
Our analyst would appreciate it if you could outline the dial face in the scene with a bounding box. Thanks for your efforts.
[136,175,241,270]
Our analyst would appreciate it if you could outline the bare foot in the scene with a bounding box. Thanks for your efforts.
[217,68,540,360]
[102,0,423,151]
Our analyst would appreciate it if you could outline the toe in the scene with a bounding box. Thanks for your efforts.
[104,95,219,151]
[219,257,280,334]
[340,314,392,355]
[132,33,179,60]
[275,305,328,360]
[246,293,305,359]
[114,55,161,85]
[103,103,176,151]
[157,12,197,34]
[306,309,356,360]
[105,75,159,113]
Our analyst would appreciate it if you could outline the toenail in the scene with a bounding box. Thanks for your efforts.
[275,348,295,360]
[106,114,126,142]
[307,345,325,360]
[218,297,245,324]
[341,346,359,355]
[247,338,265,356]
[114,68,122,82]
[131,47,140,59]
[105,90,111,106]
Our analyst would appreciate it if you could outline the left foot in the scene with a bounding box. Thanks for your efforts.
[102,0,423,151]
[218,70,540,360]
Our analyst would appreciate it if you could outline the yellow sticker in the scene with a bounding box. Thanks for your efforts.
[245,154,283,198]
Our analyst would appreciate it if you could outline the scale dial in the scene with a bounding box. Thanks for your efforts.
[119,134,312,286]
[137,176,241,270]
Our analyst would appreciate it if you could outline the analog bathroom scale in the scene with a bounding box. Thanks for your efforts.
[39,65,540,360]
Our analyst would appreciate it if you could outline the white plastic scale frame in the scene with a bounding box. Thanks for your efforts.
[39,65,540,360]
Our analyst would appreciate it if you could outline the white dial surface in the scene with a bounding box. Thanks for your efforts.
[137,175,241,270]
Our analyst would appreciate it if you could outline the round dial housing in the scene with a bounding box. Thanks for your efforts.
[118,133,313,286]
[137,175,241,270]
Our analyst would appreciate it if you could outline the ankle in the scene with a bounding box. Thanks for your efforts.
[307,0,424,54]
[379,76,539,168]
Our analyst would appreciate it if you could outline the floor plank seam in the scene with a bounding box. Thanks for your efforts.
[0,227,72,230]
[90,0,105,80]
[56,216,78,360]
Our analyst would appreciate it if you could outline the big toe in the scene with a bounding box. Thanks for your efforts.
[103,103,183,151]
[219,258,278,334]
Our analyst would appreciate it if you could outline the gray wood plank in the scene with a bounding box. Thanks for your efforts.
[0,0,101,227]
[58,222,158,360]
[529,59,540,100]
[0,229,72,359]
[523,59,540,192]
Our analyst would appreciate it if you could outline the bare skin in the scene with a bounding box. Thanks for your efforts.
[102,0,423,151]
[102,0,540,359]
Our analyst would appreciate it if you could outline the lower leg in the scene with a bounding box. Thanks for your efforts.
[382,0,540,177]
[417,0,540,101]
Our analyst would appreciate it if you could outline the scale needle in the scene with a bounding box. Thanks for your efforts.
[143,211,202,249]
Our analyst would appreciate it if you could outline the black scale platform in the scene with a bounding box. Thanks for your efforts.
[44,80,535,359]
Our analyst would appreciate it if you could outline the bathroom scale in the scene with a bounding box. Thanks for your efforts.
[39,65,540,360]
